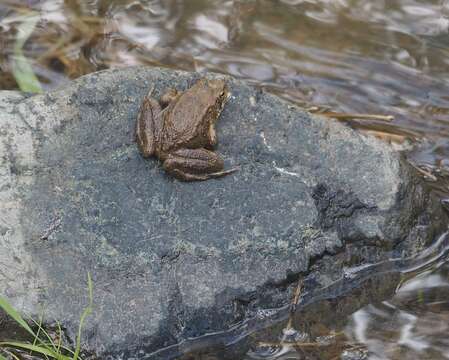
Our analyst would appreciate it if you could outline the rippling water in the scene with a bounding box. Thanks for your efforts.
[2,1,449,359]
[3,0,449,162]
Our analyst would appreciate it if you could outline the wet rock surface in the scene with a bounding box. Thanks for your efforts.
[0,67,447,359]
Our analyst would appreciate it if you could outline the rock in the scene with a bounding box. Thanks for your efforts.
[0,67,446,359]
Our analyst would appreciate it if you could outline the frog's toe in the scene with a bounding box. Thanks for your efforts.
[167,168,235,182]
[162,168,205,181]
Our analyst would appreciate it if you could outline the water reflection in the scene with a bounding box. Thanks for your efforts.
[347,264,449,359]
[149,233,449,359]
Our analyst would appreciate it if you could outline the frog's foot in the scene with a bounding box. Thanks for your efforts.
[169,168,238,181]
[162,148,238,181]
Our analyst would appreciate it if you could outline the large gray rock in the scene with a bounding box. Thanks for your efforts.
[0,67,446,359]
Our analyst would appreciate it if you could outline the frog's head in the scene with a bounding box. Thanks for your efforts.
[202,79,230,147]
[207,78,229,108]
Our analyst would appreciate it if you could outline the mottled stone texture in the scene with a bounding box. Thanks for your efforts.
[0,67,446,358]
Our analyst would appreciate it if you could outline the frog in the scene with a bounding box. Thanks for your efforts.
[136,78,237,181]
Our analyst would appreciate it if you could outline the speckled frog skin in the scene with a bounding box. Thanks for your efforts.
[136,78,237,181]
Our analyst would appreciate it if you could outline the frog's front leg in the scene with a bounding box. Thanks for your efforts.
[162,148,237,181]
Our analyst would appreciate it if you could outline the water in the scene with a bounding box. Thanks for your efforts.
[2,1,449,358]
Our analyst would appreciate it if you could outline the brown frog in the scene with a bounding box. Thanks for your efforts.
[136,78,237,181]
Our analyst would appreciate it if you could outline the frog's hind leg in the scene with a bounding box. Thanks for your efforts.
[136,91,162,157]
[162,148,238,181]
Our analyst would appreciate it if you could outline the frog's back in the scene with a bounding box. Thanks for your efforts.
[163,80,225,150]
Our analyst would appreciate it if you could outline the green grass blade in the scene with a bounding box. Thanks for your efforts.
[0,342,71,360]
[0,275,93,360]
[29,317,78,357]
[0,297,36,338]
[30,317,56,351]
[29,317,53,360]
[1,349,21,360]
[12,55,42,93]
[12,12,42,93]
[73,273,93,360]
[32,311,43,347]
[0,298,57,356]
[56,321,63,354]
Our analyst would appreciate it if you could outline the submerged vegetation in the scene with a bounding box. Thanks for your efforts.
[0,274,93,360]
